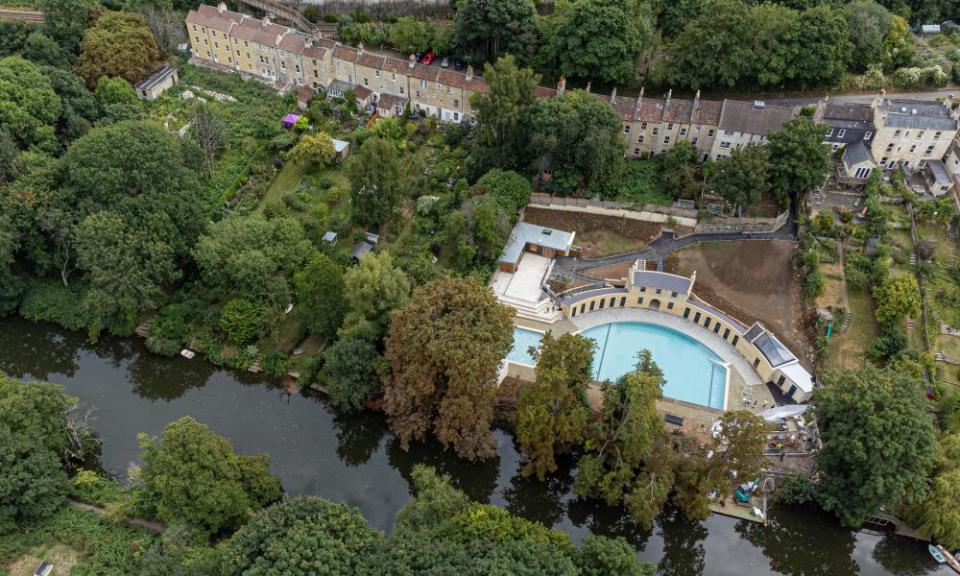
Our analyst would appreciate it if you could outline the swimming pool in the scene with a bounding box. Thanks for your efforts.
[580,322,727,410]
[507,327,544,365]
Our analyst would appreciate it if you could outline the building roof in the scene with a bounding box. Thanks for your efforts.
[377,93,408,110]
[559,287,628,306]
[842,140,875,169]
[689,295,748,333]
[779,362,814,393]
[820,102,873,123]
[746,323,797,367]
[499,222,575,264]
[354,85,372,99]
[322,231,337,242]
[631,270,692,294]
[881,99,958,130]
[332,138,349,153]
[351,241,374,259]
[718,100,797,135]
[134,65,177,92]
[927,159,952,185]
[883,114,958,130]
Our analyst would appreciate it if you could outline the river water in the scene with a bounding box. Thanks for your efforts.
[0,315,950,576]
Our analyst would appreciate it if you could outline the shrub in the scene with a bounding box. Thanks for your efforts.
[218,298,267,345]
[775,475,818,504]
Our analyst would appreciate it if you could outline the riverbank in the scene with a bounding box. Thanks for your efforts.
[0,315,951,575]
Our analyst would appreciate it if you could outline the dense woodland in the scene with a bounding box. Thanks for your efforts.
[2,0,960,572]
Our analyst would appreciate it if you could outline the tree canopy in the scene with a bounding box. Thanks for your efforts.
[873,274,921,326]
[0,57,63,153]
[384,277,514,460]
[346,136,405,230]
[74,10,161,88]
[766,116,830,204]
[815,364,937,527]
[709,143,768,213]
[139,416,283,536]
[454,0,538,66]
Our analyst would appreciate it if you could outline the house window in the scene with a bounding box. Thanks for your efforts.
[416,90,421,98]
[214,42,219,48]
[454,99,459,108]
[904,131,911,138]
[244,41,249,47]
[880,156,888,165]
[400,87,404,94]
[704,318,711,329]
[683,308,691,319]
[837,129,845,138]
[375,70,380,77]
[641,122,647,130]
[599,299,605,310]
[724,130,734,136]
[392,73,396,80]
[732,335,739,346]
[638,135,644,143]
[652,127,659,135]
[926,145,936,155]
[825,128,833,137]
[723,328,730,340]
[580,304,585,314]
[917,131,925,139]
[894,130,901,137]
[708,129,715,136]
[295,64,300,72]
[655,288,662,295]
[864,131,872,140]
[667,123,674,130]
[454,112,459,121]
[364,78,368,86]
[664,136,671,144]
[281,61,286,69]
[713,323,721,334]
[634,148,640,155]
[910,144,917,153]
[620,297,627,307]
[855,167,872,178]
[624,125,630,134]
[935,131,943,139]
[671,291,678,298]
[589,301,595,311]
[691,138,698,145]
[420,79,427,88]
[680,127,687,136]
[720,141,731,149]
[886,143,895,152]
[667,302,674,310]
[192,24,197,31]
[694,312,701,323]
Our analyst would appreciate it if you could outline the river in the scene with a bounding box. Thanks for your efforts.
[0,315,950,576]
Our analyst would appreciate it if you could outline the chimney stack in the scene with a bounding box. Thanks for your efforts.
[632,86,644,121]
[358,42,364,55]
[409,53,416,69]
[261,16,270,27]
[665,88,672,108]
[557,76,566,96]
[466,65,474,81]
[585,82,591,94]
[217,2,227,13]
[610,86,617,105]
[690,89,700,122]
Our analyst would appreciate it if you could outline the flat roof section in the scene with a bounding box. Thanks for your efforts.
[499,222,575,265]
[632,270,692,295]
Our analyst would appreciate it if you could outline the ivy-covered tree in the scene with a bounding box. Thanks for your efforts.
[815,364,936,527]
[383,277,514,460]
[709,143,768,215]
[346,136,405,230]
[516,332,593,479]
[75,11,161,88]
[139,416,283,536]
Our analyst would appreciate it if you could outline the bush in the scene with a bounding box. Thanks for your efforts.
[218,298,267,345]
[146,301,205,356]
[775,475,818,505]
[19,279,93,332]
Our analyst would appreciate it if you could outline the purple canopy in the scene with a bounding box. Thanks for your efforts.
[282,113,301,127]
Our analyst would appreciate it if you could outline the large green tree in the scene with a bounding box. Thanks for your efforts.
[815,364,937,527]
[528,90,625,197]
[873,274,921,326]
[0,57,63,152]
[909,434,960,549]
[709,143,768,214]
[516,332,593,479]
[221,497,385,576]
[766,117,830,205]
[39,0,90,55]
[574,351,673,528]
[542,0,651,85]
[474,168,532,216]
[293,252,345,340]
[139,416,283,536]
[75,10,161,88]
[845,0,893,72]
[346,136,405,230]
[342,251,410,339]
[383,277,514,460]
[469,55,540,177]
[453,0,538,66]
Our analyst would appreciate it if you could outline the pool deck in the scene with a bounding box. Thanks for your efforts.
[512,308,777,421]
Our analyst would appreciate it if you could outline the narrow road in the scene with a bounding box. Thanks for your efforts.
[69,500,166,533]
[769,88,960,106]
[0,7,43,22]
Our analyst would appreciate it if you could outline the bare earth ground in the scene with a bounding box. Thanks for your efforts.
[522,206,692,259]
[8,544,80,576]
[664,240,812,367]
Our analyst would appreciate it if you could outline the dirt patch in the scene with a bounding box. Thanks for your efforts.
[522,206,691,259]
[580,261,633,282]
[666,240,812,366]
[8,544,80,576]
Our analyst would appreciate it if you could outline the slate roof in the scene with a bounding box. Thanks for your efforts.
[499,222,575,265]
[351,241,374,259]
[884,114,958,130]
[631,271,692,294]
[560,287,628,306]
[927,159,952,185]
[718,100,797,135]
[377,93,407,110]
[820,102,873,123]
[842,141,875,169]
[745,323,797,367]
[134,65,177,91]
[881,99,958,130]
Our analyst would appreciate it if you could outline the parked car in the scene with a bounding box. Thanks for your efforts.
[454,59,466,71]
[422,51,435,65]
[440,56,450,68]
[414,52,424,63]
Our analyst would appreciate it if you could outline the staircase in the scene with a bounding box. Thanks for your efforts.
[498,295,564,324]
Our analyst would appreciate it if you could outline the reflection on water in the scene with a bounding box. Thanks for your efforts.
[0,315,951,576]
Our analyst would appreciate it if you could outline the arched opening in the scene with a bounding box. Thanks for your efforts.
[649,299,661,310]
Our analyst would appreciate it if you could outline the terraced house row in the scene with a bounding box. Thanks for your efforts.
[186,3,960,173]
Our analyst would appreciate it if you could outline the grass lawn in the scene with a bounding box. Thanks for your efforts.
[614,159,672,206]
[577,229,646,258]
[917,222,957,258]
[256,160,307,214]
[6,544,79,576]
[828,288,878,370]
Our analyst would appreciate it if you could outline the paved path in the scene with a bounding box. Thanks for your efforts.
[0,7,43,22]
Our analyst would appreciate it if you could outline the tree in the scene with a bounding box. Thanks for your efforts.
[389,16,430,54]
[346,136,405,230]
[462,194,511,263]
[0,376,79,532]
[711,410,768,493]
[0,56,63,152]
[516,332,593,479]
[573,351,672,528]
[788,5,852,87]
[75,10,160,88]
[221,498,384,576]
[322,335,381,412]
[475,168,532,216]
[94,76,144,124]
[342,251,410,339]
[23,32,67,66]
[845,1,892,72]
[288,132,335,169]
[469,55,540,176]
[659,140,700,199]
[528,90,625,197]
[139,416,282,536]
[39,0,90,55]
[766,117,830,205]
[293,252,345,340]
[384,277,514,460]
[190,102,227,175]
[576,535,655,576]
[45,66,98,143]
[194,216,312,304]
[873,274,921,325]
[542,0,651,85]
[882,14,915,70]
[815,364,936,526]
[218,298,267,345]
[75,210,178,334]
[709,143,768,214]
[454,0,538,66]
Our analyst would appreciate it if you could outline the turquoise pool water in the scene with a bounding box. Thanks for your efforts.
[508,327,544,365]
[581,322,727,410]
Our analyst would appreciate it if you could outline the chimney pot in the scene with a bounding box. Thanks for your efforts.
[217,2,227,13]
[409,53,416,68]
[585,82,591,93]
[466,65,474,81]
